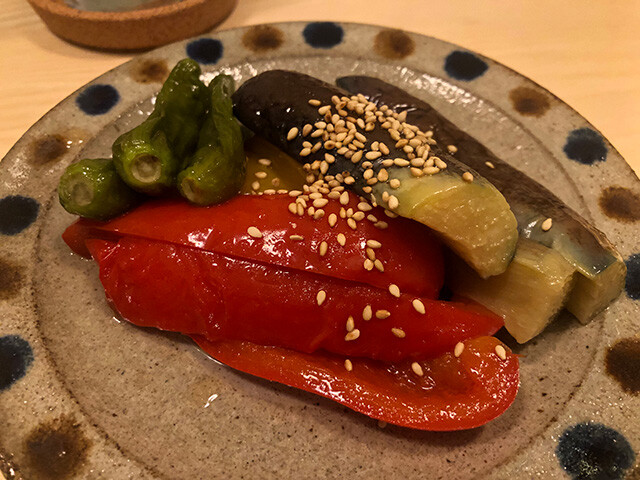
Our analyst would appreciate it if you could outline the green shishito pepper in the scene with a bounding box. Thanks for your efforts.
[178,74,246,205]
[58,158,140,220]
[112,58,208,195]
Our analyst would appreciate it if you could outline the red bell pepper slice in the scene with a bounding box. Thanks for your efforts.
[86,236,503,362]
[63,193,444,299]
[193,335,519,431]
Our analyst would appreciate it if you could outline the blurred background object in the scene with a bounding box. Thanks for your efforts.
[26,0,236,50]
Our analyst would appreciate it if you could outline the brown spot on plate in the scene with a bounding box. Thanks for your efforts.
[242,25,284,53]
[130,59,169,84]
[605,337,640,395]
[509,86,551,116]
[374,29,415,59]
[30,134,67,165]
[0,258,24,300]
[599,186,640,222]
[23,415,90,480]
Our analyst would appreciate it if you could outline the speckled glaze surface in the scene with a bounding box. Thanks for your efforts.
[1,22,639,480]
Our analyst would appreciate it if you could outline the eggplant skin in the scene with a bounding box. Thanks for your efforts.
[336,75,625,323]
[233,70,518,278]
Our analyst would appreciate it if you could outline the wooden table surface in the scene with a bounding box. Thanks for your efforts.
[0,1,638,478]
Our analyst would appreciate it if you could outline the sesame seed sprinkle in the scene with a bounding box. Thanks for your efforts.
[388,284,401,298]
[412,299,426,314]
[391,327,406,338]
[411,362,424,376]
[247,226,263,238]
[290,234,304,241]
[345,329,360,341]
[317,290,327,306]
[376,310,391,319]
[462,172,474,182]
[366,239,382,249]
[364,259,374,271]
[541,217,553,231]
[485,161,495,169]
[344,359,353,371]
[387,195,399,210]
[346,316,355,332]
[308,99,321,106]
[495,345,507,360]
[454,342,465,357]
[337,233,346,246]
[319,241,328,256]
[286,127,299,141]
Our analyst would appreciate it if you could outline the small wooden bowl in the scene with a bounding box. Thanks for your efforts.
[26,0,237,51]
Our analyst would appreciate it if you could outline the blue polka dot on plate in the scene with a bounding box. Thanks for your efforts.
[563,128,607,165]
[0,195,39,235]
[186,38,223,65]
[76,84,120,116]
[302,22,344,49]
[625,253,640,300]
[556,422,635,480]
[444,51,488,81]
[0,335,34,391]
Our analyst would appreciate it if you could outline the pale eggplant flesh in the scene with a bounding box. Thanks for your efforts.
[336,75,625,325]
[233,70,519,278]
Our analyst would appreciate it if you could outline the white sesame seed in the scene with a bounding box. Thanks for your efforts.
[352,211,365,221]
[485,161,495,169]
[328,213,338,227]
[290,234,304,241]
[340,191,350,205]
[308,99,321,106]
[389,179,401,189]
[363,305,372,321]
[447,145,458,154]
[288,202,297,215]
[495,345,507,360]
[454,342,465,357]
[255,171,268,179]
[263,189,276,195]
[337,233,346,246]
[366,247,376,260]
[364,259,374,271]
[316,290,327,306]
[384,209,398,218]
[376,310,391,319]
[391,327,405,338]
[394,158,410,167]
[411,362,424,376]
[313,198,329,208]
[365,151,382,160]
[344,359,353,372]
[345,329,360,341]
[311,129,325,138]
[412,299,426,314]
[251,181,260,191]
[423,166,440,175]
[347,218,357,230]
[435,158,448,170]
[388,284,401,298]
[378,169,389,182]
[286,127,299,141]
[387,195,399,210]
[346,316,355,332]
[319,241,328,256]
[357,202,372,212]
[366,239,382,249]
[324,153,335,163]
[374,259,384,272]
[300,148,312,157]
[367,214,378,222]
[247,226,263,238]
[462,172,474,182]
[318,105,331,115]
[313,209,325,220]
[541,217,553,231]
[374,221,388,230]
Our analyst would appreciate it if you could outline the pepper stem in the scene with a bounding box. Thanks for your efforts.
[131,155,162,183]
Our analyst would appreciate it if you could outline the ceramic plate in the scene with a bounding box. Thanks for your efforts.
[1,22,638,480]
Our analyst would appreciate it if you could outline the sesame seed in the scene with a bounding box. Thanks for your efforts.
[300,148,312,157]
[313,198,329,208]
[258,158,272,167]
[485,161,495,169]
[378,169,389,182]
[324,140,336,150]
[376,310,391,320]
[345,329,360,341]
[286,127,299,141]
[344,176,355,185]
[308,99,321,106]
[410,158,425,168]
[366,239,382,249]
[454,342,465,357]
[352,211,365,221]
[387,195,399,210]
[288,203,297,215]
[263,189,276,195]
[311,129,325,138]
[410,167,424,177]
[357,202,372,212]
[495,345,507,360]
[319,241,328,256]
[251,181,260,191]
[328,213,338,227]
[388,284,401,297]
[367,214,378,222]
[344,359,353,371]
[462,172,474,182]
[447,145,458,154]
[411,362,424,376]
[337,233,346,246]
[255,171,268,179]
[318,105,331,115]
[290,234,304,241]
[394,158,410,167]
[313,290,327,307]
[384,209,398,218]
[324,153,335,164]
[389,178,401,189]
[364,259,374,271]
[314,209,325,220]
[365,151,382,160]
[366,248,376,260]
[412,299,426,314]
[247,226,263,238]
[362,305,372,321]
[296,203,304,216]
[435,158,448,170]
[362,186,373,194]
[347,218,357,230]
[541,217,553,231]
[340,191,350,205]
[374,221,388,229]
[397,110,407,122]
[423,166,440,175]
[311,142,322,153]
[346,316,355,332]
[339,208,346,219]
[391,327,405,338]
[374,259,384,272]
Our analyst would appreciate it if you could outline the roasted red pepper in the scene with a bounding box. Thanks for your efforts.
[64,193,518,430]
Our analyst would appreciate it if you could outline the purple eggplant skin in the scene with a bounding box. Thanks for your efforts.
[232,70,519,278]
[336,75,625,322]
